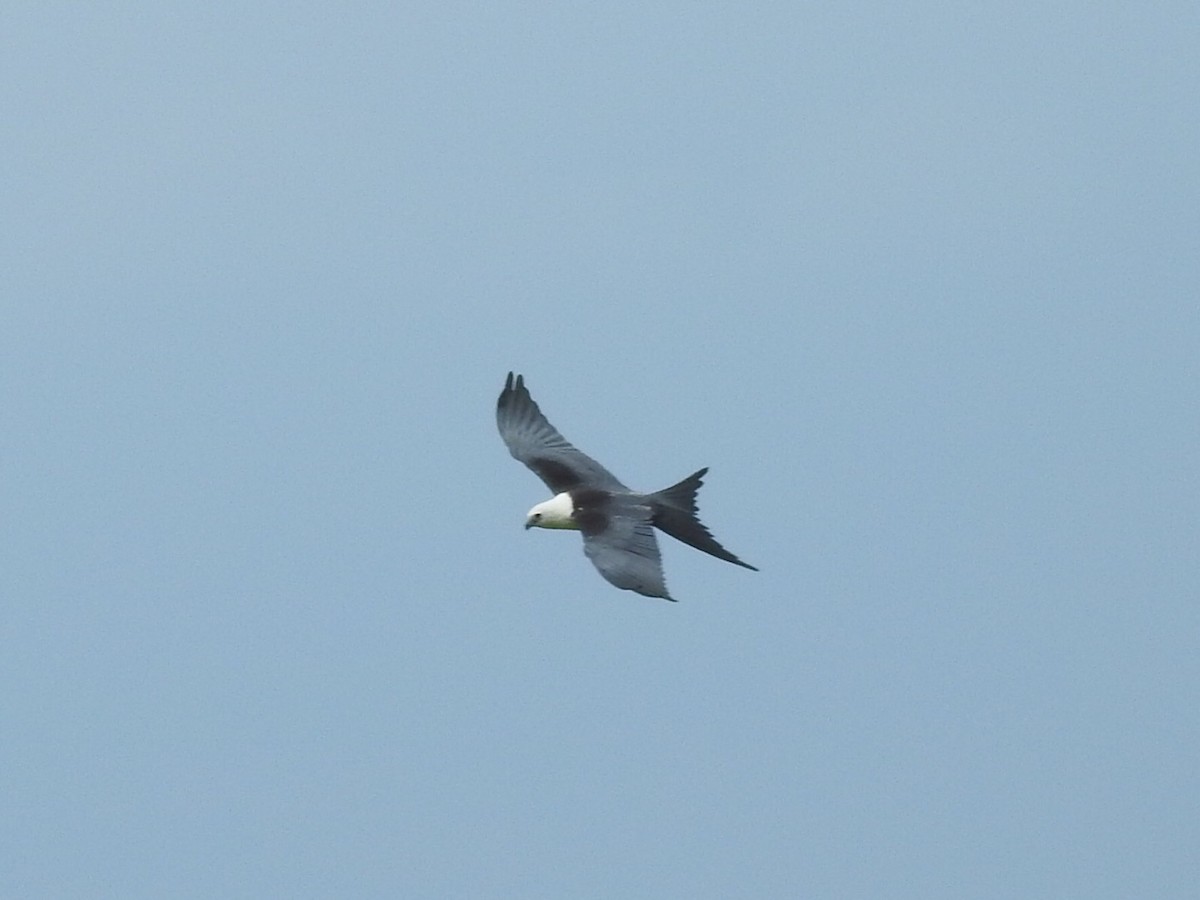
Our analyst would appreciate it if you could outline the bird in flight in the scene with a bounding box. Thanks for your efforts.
[496,372,757,601]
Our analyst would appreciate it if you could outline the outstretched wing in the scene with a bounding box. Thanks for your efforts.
[576,492,673,601]
[496,372,627,493]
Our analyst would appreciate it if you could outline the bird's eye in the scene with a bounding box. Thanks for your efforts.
[533,513,541,520]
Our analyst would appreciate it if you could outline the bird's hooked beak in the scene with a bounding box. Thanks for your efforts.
[524,516,535,530]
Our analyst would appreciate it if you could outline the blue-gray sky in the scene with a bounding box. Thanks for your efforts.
[3,3,1196,897]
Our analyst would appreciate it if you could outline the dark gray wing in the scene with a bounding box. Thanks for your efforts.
[575,492,673,601]
[496,372,627,493]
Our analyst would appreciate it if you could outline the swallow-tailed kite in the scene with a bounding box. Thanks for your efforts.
[496,372,757,601]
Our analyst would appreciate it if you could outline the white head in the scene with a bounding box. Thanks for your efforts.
[525,492,578,530]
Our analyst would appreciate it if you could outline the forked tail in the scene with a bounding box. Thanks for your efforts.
[650,468,758,571]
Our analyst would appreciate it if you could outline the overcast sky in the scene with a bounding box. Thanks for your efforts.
[2,3,1196,897]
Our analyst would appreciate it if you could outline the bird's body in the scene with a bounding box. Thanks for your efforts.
[496,372,756,601]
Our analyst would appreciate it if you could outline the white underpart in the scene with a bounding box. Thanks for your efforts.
[527,492,578,530]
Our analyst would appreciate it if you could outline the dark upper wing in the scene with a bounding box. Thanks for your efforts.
[577,493,673,601]
[496,372,626,493]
